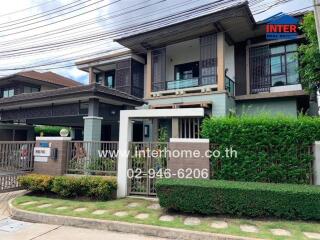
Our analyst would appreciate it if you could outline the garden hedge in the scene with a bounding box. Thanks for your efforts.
[201,116,320,184]
[18,174,117,200]
[156,178,320,220]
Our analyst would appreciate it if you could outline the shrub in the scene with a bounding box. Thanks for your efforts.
[18,174,54,192]
[19,174,117,200]
[51,176,83,198]
[201,115,320,184]
[156,178,320,220]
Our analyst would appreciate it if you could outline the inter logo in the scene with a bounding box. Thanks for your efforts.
[265,14,299,40]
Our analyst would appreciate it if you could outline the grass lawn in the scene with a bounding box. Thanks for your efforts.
[13,194,320,240]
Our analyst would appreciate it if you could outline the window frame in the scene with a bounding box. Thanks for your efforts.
[174,61,199,81]
[269,43,299,87]
[2,88,14,98]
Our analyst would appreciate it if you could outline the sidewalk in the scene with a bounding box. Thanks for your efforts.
[0,191,168,240]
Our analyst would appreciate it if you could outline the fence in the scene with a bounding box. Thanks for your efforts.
[0,141,35,172]
[128,142,168,196]
[66,141,118,176]
[0,172,25,192]
[0,141,35,192]
[209,144,314,184]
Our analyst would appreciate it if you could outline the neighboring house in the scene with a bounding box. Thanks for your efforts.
[76,1,314,141]
[0,71,81,141]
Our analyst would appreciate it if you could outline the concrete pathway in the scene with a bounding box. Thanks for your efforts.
[0,223,169,240]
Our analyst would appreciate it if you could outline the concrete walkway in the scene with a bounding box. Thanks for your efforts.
[0,191,168,240]
[0,223,168,240]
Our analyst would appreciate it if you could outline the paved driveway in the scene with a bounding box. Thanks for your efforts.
[0,191,168,240]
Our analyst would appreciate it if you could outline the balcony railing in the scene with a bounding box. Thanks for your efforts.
[152,76,216,92]
[225,75,235,96]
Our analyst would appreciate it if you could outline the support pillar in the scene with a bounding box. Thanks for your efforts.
[217,32,225,91]
[83,116,102,141]
[89,67,96,84]
[172,118,179,138]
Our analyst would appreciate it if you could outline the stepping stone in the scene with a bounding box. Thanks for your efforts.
[127,202,140,208]
[184,217,201,226]
[37,204,52,209]
[56,206,68,210]
[135,213,149,220]
[304,232,320,239]
[211,221,228,229]
[20,201,37,206]
[159,215,174,222]
[240,225,259,233]
[147,203,161,210]
[73,208,87,212]
[92,210,107,215]
[114,211,128,217]
[270,229,291,236]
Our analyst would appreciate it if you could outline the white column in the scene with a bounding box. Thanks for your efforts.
[314,141,320,185]
[117,111,132,198]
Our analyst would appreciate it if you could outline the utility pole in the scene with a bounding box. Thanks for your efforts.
[315,0,320,49]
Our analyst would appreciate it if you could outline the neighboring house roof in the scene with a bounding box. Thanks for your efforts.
[0,83,144,109]
[1,71,81,87]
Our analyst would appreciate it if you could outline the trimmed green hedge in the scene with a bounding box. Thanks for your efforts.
[34,125,70,136]
[201,116,320,184]
[156,178,320,220]
[18,174,117,200]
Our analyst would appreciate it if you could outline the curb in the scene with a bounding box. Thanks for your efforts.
[9,199,263,240]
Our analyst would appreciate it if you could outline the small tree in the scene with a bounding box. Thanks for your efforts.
[298,13,320,92]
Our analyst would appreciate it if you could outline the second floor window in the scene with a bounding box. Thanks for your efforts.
[270,43,299,87]
[105,70,115,88]
[249,42,299,94]
[174,62,199,80]
[24,86,40,93]
[3,88,14,98]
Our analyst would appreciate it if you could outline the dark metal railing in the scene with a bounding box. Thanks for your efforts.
[66,141,118,176]
[225,75,235,96]
[152,76,216,92]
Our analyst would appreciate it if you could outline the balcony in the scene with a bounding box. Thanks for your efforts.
[152,76,217,92]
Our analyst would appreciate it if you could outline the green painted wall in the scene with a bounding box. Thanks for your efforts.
[236,98,298,117]
[147,93,235,117]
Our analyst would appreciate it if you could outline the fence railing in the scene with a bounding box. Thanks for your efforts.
[0,141,35,172]
[0,172,25,192]
[66,141,118,176]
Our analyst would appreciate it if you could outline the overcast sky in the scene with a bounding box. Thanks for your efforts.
[0,0,313,84]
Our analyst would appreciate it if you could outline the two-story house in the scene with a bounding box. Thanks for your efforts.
[75,1,314,141]
[0,71,81,141]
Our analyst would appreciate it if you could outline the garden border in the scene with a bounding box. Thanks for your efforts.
[9,198,262,240]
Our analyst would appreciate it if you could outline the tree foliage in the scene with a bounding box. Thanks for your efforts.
[299,13,320,92]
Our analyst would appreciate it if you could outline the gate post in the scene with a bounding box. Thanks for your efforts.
[117,111,132,198]
[314,141,320,185]
[33,137,71,176]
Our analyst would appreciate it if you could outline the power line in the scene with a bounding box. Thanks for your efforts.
[0,0,87,28]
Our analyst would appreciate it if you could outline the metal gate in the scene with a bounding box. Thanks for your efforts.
[0,142,35,192]
[128,142,168,196]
